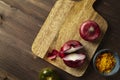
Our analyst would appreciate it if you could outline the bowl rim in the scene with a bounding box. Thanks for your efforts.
[93,49,120,76]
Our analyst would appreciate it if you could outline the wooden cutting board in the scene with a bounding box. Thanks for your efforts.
[32,0,108,77]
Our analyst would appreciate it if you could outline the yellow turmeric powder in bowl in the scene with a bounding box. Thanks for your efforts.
[95,53,116,73]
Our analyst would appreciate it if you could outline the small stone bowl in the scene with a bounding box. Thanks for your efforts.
[93,49,120,76]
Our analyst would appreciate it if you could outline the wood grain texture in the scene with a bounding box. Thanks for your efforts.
[0,0,55,80]
[32,0,108,77]
[0,68,20,80]
[0,0,120,80]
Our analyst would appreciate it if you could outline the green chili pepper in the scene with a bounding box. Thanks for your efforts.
[39,68,60,80]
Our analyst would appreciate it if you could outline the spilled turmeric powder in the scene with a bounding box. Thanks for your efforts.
[95,53,116,73]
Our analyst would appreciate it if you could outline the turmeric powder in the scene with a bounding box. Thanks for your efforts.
[95,53,116,73]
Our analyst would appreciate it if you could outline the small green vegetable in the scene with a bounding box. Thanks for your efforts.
[39,68,60,80]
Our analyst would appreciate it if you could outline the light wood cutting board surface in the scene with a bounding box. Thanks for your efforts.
[32,0,108,77]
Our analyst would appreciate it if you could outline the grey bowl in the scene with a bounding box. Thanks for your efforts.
[93,49,120,76]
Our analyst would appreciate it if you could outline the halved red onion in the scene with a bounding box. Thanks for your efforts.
[47,40,86,68]
[60,40,83,53]
[63,53,86,68]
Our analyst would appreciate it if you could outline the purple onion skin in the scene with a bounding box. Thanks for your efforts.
[63,59,85,68]
[80,20,101,41]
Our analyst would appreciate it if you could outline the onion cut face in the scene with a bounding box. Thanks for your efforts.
[63,53,86,68]
[64,46,83,53]
[63,53,86,61]
[60,40,83,53]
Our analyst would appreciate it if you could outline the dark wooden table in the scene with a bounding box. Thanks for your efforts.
[0,0,120,80]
